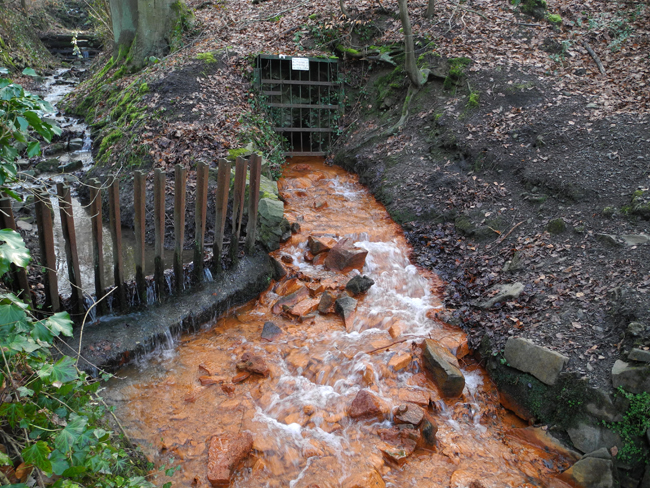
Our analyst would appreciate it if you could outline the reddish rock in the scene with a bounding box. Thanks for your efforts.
[379,437,417,465]
[393,403,425,426]
[288,298,320,318]
[232,371,251,383]
[236,352,269,377]
[388,353,412,371]
[318,290,337,314]
[398,388,430,407]
[324,238,368,272]
[294,164,312,171]
[308,236,337,255]
[199,376,226,386]
[349,389,386,421]
[314,200,328,210]
[280,254,294,264]
[342,468,386,488]
[307,282,325,296]
[422,339,465,397]
[207,432,253,486]
[313,252,327,266]
[304,251,315,262]
[272,285,309,314]
[221,384,235,395]
[274,278,304,297]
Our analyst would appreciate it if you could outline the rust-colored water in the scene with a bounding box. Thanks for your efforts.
[105,158,574,487]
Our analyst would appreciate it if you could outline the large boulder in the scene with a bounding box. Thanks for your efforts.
[503,337,568,386]
[559,457,614,488]
[324,238,368,272]
[422,339,465,397]
[258,198,290,251]
[207,432,253,486]
[611,360,650,394]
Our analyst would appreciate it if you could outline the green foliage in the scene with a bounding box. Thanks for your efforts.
[607,389,650,463]
[0,73,62,183]
[444,57,471,90]
[546,13,562,24]
[170,1,195,53]
[195,52,217,63]
[237,109,287,180]
[466,90,480,109]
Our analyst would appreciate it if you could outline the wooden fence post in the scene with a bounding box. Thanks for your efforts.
[133,171,146,304]
[212,158,230,275]
[174,164,187,293]
[56,183,84,316]
[34,188,60,313]
[154,169,166,301]
[229,157,247,263]
[193,161,208,283]
[245,154,262,254]
[89,181,106,315]
[108,178,125,311]
[0,196,31,307]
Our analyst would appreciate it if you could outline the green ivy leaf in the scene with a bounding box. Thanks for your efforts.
[0,450,12,466]
[38,356,78,384]
[16,386,34,397]
[22,441,52,474]
[31,321,54,343]
[0,302,28,328]
[0,67,8,75]
[49,449,70,476]
[0,402,25,427]
[0,229,30,275]
[42,312,73,337]
[8,333,40,353]
[22,68,38,77]
[27,140,41,157]
[55,413,87,453]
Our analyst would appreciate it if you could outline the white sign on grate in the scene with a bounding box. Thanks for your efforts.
[291,57,310,71]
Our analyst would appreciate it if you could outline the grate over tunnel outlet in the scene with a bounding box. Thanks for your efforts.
[255,55,341,156]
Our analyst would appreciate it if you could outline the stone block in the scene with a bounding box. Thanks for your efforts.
[612,360,650,394]
[422,339,465,397]
[504,337,568,385]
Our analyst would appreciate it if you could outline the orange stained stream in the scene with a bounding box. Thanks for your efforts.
[105,158,576,487]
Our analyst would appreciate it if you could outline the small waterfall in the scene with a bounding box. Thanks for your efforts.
[81,131,92,152]
[146,283,156,305]
[83,296,97,323]
[203,268,213,282]
[165,274,173,295]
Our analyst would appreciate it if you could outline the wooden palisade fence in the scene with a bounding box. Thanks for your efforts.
[2,155,263,319]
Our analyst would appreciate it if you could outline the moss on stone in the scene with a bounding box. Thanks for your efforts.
[547,218,567,234]
[547,13,562,24]
[195,52,217,63]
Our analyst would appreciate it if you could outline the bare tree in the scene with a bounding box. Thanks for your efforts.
[397,0,422,89]
[425,0,435,18]
[339,0,349,17]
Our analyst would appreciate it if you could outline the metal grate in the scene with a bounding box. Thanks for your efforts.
[256,55,341,156]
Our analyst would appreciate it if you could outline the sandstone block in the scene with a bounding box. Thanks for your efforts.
[422,339,465,397]
[504,337,568,385]
[207,432,253,486]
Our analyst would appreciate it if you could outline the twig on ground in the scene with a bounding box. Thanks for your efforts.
[366,338,411,354]
[487,220,524,249]
[76,286,117,366]
[583,42,607,75]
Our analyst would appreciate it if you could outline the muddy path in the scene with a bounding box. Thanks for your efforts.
[103,159,575,487]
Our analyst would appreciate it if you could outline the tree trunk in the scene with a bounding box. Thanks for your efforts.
[397,0,421,88]
[339,0,349,17]
[109,0,187,66]
[425,0,435,18]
